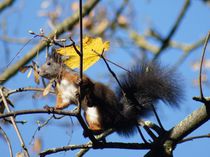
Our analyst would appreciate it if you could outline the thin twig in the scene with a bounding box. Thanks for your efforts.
[29,116,54,145]
[95,0,129,35]
[0,109,77,119]
[136,126,148,143]
[7,87,55,96]
[151,104,165,131]
[92,50,130,72]
[145,104,210,157]
[69,37,81,56]
[142,125,157,142]
[0,0,100,84]
[6,35,38,68]
[199,31,210,100]
[40,142,150,156]
[77,0,84,114]
[70,0,99,145]
[0,125,13,157]
[153,0,190,60]
[179,133,210,144]
[0,35,38,44]
[40,130,151,157]
[76,129,113,157]
[94,49,125,93]
[2,118,27,125]
[138,120,163,136]
[0,88,30,157]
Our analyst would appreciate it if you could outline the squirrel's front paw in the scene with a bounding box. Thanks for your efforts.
[55,103,70,110]
[43,105,55,112]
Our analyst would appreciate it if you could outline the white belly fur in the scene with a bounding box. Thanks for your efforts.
[86,107,100,123]
[59,79,77,104]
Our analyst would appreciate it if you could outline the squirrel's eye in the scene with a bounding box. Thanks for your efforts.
[47,62,51,66]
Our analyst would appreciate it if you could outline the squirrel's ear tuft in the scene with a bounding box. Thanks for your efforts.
[47,49,61,64]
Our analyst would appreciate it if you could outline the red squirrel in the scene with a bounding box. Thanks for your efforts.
[37,50,183,136]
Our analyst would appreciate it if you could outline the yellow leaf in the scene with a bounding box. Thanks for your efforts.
[56,36,110,71]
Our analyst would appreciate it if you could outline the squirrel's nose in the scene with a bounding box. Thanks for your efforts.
[37,69,40,75]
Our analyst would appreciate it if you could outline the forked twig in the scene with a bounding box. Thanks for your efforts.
[92,49,126,93]
[0,87,30,157]
[179,133,210,144]
[6,35,38,68]
[0,126,13,157]
[153,0,190,60]
[199,31,210,101]
[29,116,54,145]
[151,104,165,131]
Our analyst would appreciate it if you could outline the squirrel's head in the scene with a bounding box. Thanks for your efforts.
[37,50,63,79]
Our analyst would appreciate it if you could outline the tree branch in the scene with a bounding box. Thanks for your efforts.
[0,109,77,119]
[40,142,150,157]
[0,0,100,84]
[0,125,13,157]
[179,133,210,144]
[0,87,29,157]
[76,129,114,157]
[198,32,210,100]
[145,103,210,157]
[0,0,15,14]
[153,0,190,60]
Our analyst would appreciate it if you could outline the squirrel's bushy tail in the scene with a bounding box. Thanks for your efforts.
[115,61,183,136]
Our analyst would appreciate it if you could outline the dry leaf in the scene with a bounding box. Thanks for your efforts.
[16,152,25,157]
[43,80,54,96]
[32,61,40,84]
[34,70,40,84]
[57,36,110,71]
[32,138,42,154]
[19,66,30,73]
[27,68,33,78]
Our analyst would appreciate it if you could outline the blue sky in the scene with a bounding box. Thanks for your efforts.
[0,0,210,157]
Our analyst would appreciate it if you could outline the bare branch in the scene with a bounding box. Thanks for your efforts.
[0,126,13,157]
[199,32,210,100]
[76,0,84,115]
[153,0,190,60]
[0,0,100,84]
[0,0,15,14]
[40,142,150,157]
[0,109,77,119]
[7,87,55,96]
[179,133,210,144]
[40,127,150,157]
[145,103,210,157]
[0,35,38,44]
[172,36,206,69]
[29,116,54,145]
[76,129,114,157]
[0,87,29,157]
[93,0,129,35]
[130,31,159,54]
